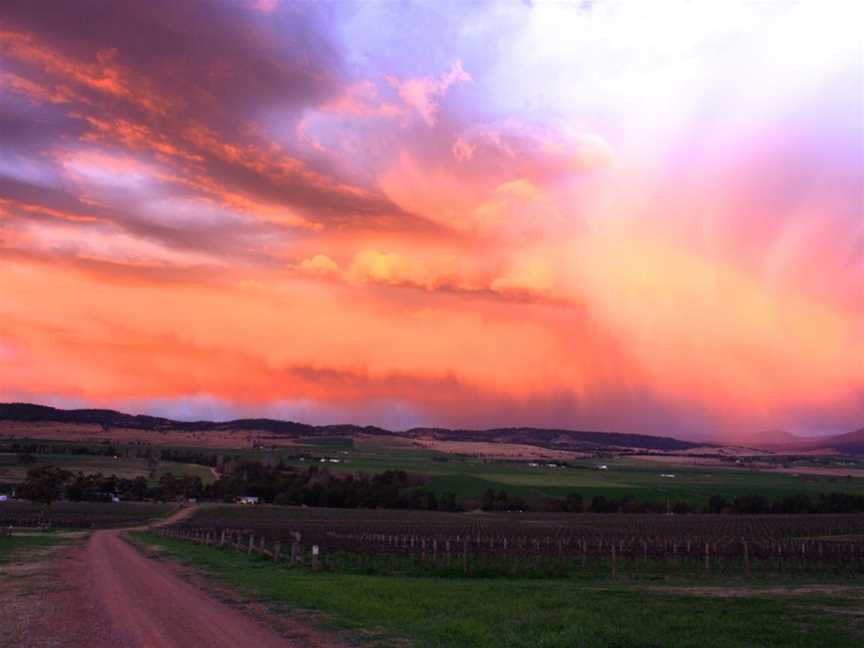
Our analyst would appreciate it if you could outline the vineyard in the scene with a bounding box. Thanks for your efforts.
[0,501,177,528]
[162,506,864,579]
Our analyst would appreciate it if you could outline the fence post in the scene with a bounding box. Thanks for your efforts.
[274,541,281,561]
[611,544,617,579]
[248,534,255,555]
[463,536,469,575]
[312,544,320,570]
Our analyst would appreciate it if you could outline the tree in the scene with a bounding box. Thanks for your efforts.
[439,491,460,512]
[732,494,768,514]
[481,488,496,511]
[17,465,72,506]
[564,493,584,513]
[118,476,149,501]
[672,501,691,515]
[708,495,729,513]
[590,495,609,513]
[777,493,812,514]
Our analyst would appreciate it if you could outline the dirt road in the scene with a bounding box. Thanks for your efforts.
[25,507,298,648]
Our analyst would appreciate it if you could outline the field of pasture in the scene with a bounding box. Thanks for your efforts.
[3,435,864,512]
[277,437,864,508]
[0,452,215,485]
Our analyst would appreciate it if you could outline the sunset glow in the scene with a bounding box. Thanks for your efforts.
[1,1,861,439]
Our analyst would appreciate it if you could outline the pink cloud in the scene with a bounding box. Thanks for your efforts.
[253,0,279,13]
[388,60,471,126]
[320,80,404,118]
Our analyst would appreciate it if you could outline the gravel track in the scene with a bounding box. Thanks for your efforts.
[9,507,297,647]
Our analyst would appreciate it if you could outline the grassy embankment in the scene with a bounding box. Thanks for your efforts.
[133,531,864,648]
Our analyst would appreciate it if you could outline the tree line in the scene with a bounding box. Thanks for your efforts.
[13,466,205,505]
[12,462,864,515]
[209,463,460,511]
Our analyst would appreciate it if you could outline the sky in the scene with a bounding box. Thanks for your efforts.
[0,0,862,440]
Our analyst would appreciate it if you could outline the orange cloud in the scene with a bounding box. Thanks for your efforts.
[494,179,543,202]
[0,258,616,406]
[0,71,79,105]
[1,2,860,438]
[490,258,557,298]
[0,197,101,224]
[573,229,862,414]
[297,254,340,277]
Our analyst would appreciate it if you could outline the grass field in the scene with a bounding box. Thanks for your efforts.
[134,532,864,648]
[0,533,71,563]
[273,441,864,508]
[2,440,864,510]
[0,453,215,486]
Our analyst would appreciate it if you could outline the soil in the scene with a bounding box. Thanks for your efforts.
[0,507,349,647]
[409,438,587,460]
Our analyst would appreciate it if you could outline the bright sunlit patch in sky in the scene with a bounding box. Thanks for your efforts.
[0,0,861,439]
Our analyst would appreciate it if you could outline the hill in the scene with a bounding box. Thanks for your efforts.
[0,402,703,452]
[803,428,864,455]
[743,427,864,455]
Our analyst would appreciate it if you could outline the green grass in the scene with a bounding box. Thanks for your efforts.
[0,534,69,563]
[273,445,864,508]
[296,437,355,449]
[3,444,863,510]
[133,532,864,648]
[153,461,216,484]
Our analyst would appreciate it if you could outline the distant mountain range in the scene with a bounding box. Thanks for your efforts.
[2,402,861,455]
[745,428,864,455]
[0,402,704,453]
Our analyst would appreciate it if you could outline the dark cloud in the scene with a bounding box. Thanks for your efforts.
[0,0,425,258]
[0,0,341,119]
